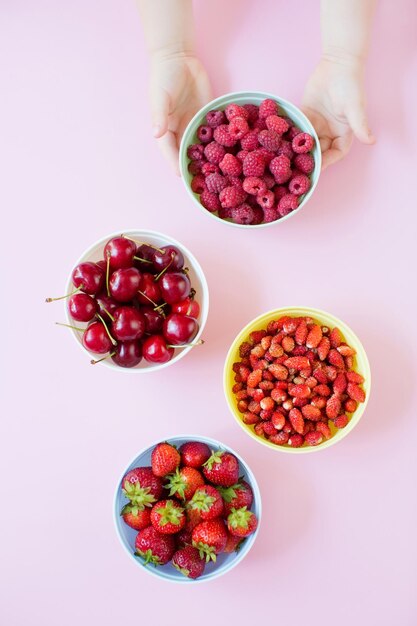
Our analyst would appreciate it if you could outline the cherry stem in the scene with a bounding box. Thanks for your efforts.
[189,288,196,300]
[138,290,158,307]
[96,313,117,346]
[155,252,175,281]
[55,322,84,332]
[91,352,116,365]
[133,256,152,264]
[183,267,189,275]
[45,285,83,303]
[101,307,115,322]
[167,339,204,348]
[153,302,168,312]
[106,253,111,297]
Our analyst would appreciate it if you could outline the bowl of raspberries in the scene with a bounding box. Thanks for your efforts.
[180,91,321,227]
[114,436,261,582]
[224,307,370,452]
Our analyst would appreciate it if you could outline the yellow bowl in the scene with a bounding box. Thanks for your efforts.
[223,306,371,453]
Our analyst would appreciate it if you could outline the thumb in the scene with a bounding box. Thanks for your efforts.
[150,88,170,139]
[346,100,375,145]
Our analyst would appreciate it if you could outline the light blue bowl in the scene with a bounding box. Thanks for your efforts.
[179,90,321,228]
[114,434,262,583]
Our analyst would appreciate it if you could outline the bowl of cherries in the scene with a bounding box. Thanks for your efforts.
[47,230,209,371]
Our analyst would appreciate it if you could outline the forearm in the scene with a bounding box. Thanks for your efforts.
[320,0,377,64]
[137,0,195,58]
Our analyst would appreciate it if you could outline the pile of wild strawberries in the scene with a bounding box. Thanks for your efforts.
[232,316,366,447]
[187,98,315,225]
[121,440,258,579]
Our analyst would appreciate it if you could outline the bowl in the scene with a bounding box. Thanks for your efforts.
[179,91,321,229]
[114,435,261,583]
[224,306,371,453]
[64,229,209,373]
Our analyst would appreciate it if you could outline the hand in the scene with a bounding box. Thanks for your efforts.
[302,56,375,170]
[149,52,212,175]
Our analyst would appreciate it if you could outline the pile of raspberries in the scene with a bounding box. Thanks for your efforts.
[187,99,315,226]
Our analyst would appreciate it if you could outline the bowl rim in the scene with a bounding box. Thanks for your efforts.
[179,90,322,230]
[223,306,371,453]
[113,433,262,583]
[64,229,209,373]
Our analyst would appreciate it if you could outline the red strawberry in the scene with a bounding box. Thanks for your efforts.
[288,407,305,434]
[175,527,193,548]
[301,404,322,421]
[328,348,345,369]
[288,433,304,447]
[337,344,356,357]
[304,431,323,446]
[202,450,239,487]
[165,467,205,501]
[218,480,254,516]
[329,327,343,347]
[189,485,224,520]
[135,526,175,565]
[346,371,364,384]
[192,518,228,562]
[333,372,347,395]
[121,504,151,531]
[284,356,310,370]
[347,382,366,403]
[317,336,331,361]
[183,506,202,533]
[295,319,308,345]
[224,531,244,553]
[172,546,205,579]
[179,441,211,468]
[334,414,349,428]
[306,324,322,349]
[326,394,342,419]
[316,421,332,439]
[150,499,186,535]
[122,467,164,509]
[227,507,258,538]
[151,442,181,477]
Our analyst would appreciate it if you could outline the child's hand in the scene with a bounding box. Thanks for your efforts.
[150,52,212,175]
[302,56,375,170]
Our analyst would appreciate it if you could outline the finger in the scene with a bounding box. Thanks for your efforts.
[321,134,352,170]
[156,131,180,176]
[319,135,332,153]
[150,88,170,138]
[345,102,376,145]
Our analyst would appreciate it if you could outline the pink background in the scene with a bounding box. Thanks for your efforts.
[1,1,417,624]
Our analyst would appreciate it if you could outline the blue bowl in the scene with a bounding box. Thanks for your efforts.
[114,434,262,583]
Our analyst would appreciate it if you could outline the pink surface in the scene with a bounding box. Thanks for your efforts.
[1,1,416,624]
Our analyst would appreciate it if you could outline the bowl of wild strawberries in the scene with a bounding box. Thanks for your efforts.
[224,307,371,452]
[179,91,321,227]
[114,436,261,582]
[47,230,209,371]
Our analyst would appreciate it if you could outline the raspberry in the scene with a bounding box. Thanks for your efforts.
[278,193,298,216]
[243,177,267,195]
[200,190,221,212]
[243,152,265,177]
[276,140,294,160]
[243,103,259,124]
[253,117,267,131]
[292,132,314,154]
[334,414,349,429]
[219,185,247,208]
[188,160,204,175]
[196,125,213,143]
[259,98,279,119]
[228,176,243,188]
[294,153,315,174]
[289,174,311,196]
[206,109,226,128]
[236,149,249,162]
[232,203,254,225]
[304,431,323,446]
[187,144,205,161]
[263,207,278,223]
[201,162,219,176]
[258,129,281,152]
[288,434,304,448]
[204,141,226,165]
[218,206,233,220]
[256,147,275,164]
[219,153,242,177]
[228,116,249,140]
[240,130,260,151]
[205,172,228,194]
[256,190,274,209]
[265,115,290,135]
[213,125,237,147]
[263,174,275,189]
[269,155,291,181]
[251,206,264,225]
[225,103,249,121]
[286,125,302,140]
[191,175,206,194]
[274,186,287,203]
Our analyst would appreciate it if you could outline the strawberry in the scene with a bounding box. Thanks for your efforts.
[227,507,258,538]
[347,382,366,403]
[326,394,341,419]
[268,363,288,380]
[189,485,224,520]
[121,504,151,531]
[183,506,202,532]
[269,431,289,445]
[329,327,343,347]
[284,356,310,370]
[328,348,345,369]
[175,527,193,548]
[333,372,347,395]
[314,384,331,397]
[179,441,211,468]
[224,531,244,553]
[150,499,186,534]
[306,324,322,349]
[337,344,356,357]
[346,371,364,384]
[334,414,349,428]
[301,404,322,420]
[135,526,175,565]
[317,336,331,361]
[271,411,286,429]
[203,450,239,487]
[288,383,310,398]
[289,408,305,434]
[316,421,332,439]
[304,431,323,446]
[218,480,254,516]
[192,518,228,562]
[247,369,262,387]
[122,467,164,509]
[295,319,308,345]
[344,399,357,413]
[151,442,181,477]
[282,335,295,352]
[288,433,304,447]
[165,467,205,501]
[172,546,205,579]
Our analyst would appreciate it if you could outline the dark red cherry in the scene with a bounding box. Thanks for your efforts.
[138,273,162,305]
[171,297,200,318]
[104,236,136,269]
[159,272,191,304]
[134,244,156,272]
[142,307,164,333]
[111,306,145,341]
[111,341,142,368]
[109,267,141,302]
[163,313,199,345]
[95,291,119,321]
[68,293,98,322]
[82,321,112,354]
[153,246,184,272]
[142,335,174,364]
[95,260,107,272]
[72,262,105,295]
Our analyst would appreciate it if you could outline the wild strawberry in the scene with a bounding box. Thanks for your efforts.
[254,423,265,437]
[249,329,267,344]
[269,431,289,445]
[347,383,366,403]
[325,365,338,381]
[289,408,305,434]
[227,507,258,538]
[295,319,308,345]
[260,409,274,422]
[293,397,308,408]
[269,343,284,358]
[311,396,327,410]
[317,336,331,361]
[150,499,186,535]
[328,348,345,369]
[253,388,265,402]
[192,518,228,562]
[202,450,239,487]
[271,388,287,403]
[224,532,244,553]
[283,317,299,335]
[284,356,310,370]
[165,467,205,501]
[247,369,263,388]
[313,366,328,384]
[337,344,356,357]
[135,526,175,565]
[272,411,286,429]
[260,396,274,412]
[121,504,151,531]
[333,372,347,395]
[238,341,252,358]
[315,384,331,397]
[345,356,354,369]
[288,434,304,448]
[282,335,295,352]
[304,431,323,446]
[172,546,205,579]
[282,399,294,411]
[305,376,318,388]
[242,411,260,425]
[268,363,288,380]
[151,442,181,477]
[189,485,224,520]
[301,404,322,420]
[219,480,254,516]
[306,324,322,348]
[346,371,365,384]
[316,421,332,439]
[248,400,261,414]
[122,467,164,508]
[334,414,349,428]
[259,381,274,392]
[329,327,343,347]
[326,394,342,419]
[344,399,358,413]
[288,383,311,399]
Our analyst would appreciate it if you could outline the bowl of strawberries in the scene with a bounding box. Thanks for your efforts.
[224,307,371,452]
[179,91,321,228]
[114,435,261,582]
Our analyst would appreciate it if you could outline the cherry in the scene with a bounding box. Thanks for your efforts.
[134,244,156,272]
[82,321,113,354]
[96,260,107,272]
[95,291,118,321]
[171,297,200,318]
[137,273,162,305]
[163,313,199,345]
[153,246,184,272]
[68,293,98,322]
[143,335,174,364]
[142,307,164,333]
[159,272,191,304]
[111,306,145,341]
[109,267,141,302]
[72,262,105,295]
[111,340,142,368]
[104,236,136,269]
